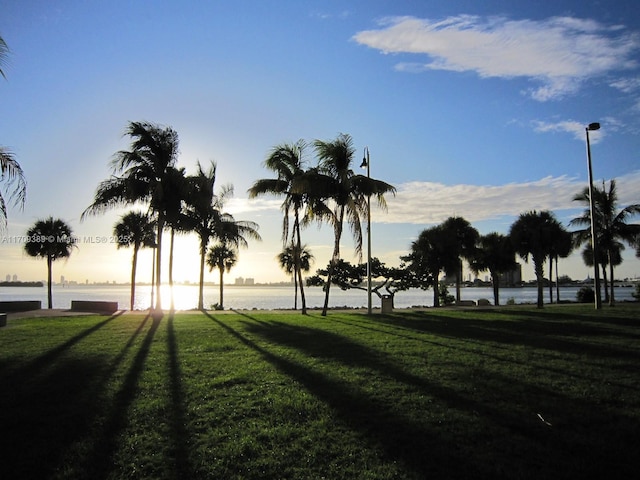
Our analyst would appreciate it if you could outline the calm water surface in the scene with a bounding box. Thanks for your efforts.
[0,284,636,310]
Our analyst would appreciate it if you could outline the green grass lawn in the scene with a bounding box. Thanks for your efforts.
[1,305,638,479]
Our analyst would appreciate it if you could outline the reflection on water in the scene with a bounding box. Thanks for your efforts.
[0,283,636,311]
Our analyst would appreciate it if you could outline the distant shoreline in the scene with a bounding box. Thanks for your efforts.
[0,281,44,287]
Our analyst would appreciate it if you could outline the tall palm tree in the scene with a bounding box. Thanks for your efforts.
[277,242,314,309]
[547,223,573,303]
[248,140,311,313]
[571,180,640,305]
[440,216,479,303]
[184,161,230,309]
[187,162,261,309]
[82,121,179,311]
[162,166,189,310]
[509,210,560,308]
[206,244,237,310]
[0,37,27,227]
[114,211,156,310]
[311,133,396,316]
[24,217,75,309]
[0,147,26,228]
[469,232,517,306]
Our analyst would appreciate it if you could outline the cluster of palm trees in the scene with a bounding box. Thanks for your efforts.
[79,121,261,311]
[248,134,396,315]
[401,183,640,308]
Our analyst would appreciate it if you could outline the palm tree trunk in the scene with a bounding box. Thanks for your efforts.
[293,269,298,310]
[169,228,175,310]
[219,268,224,310]
[294,215,307,314]
[548,257,554,304]
[491,272,500,306]
[150,246,156,309]
[154,213,165,311]
[609,252,615,306]
[601,264,609,304]
[455,261,462,303]
[47,255,53,309]
[555,256,561,303]
[198,244,206,310]
[433,272,440,307]
[130,246,139,310]
[535,259,544,308]
[322,208,344,316]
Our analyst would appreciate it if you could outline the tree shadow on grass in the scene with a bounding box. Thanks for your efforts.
[0,312,128,479]
[378,310,640,363]
[226,311,639,479]
[205,311,499,479]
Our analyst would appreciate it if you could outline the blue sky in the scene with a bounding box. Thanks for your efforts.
[1,0,639,286]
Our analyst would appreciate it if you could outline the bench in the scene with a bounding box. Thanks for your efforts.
[70,300,119,314]
[0,300,42,312]
[455,300,476,306]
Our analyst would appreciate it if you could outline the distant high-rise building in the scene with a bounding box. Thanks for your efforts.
[235,277,244,285]
[245,277,255,285]
[5,274,10,281]
[499,264,522,287]
[12,274,17,282]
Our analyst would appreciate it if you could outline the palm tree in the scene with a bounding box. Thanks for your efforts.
[82,121,179,311]
[184,161,230,309]
[311,133,396,315]
[187,162,261,309]
[114,211,156,310]
[547,224,573,303]
[0,147,26,228]
[0,38,27,227]
[277,242,314,309]
[248,140,311,313]
[571,180,640,305]
[162,166,189,310]
[24,217,75,309]
[509,210,560,308]
[206,243,237,310]
[440,216,479,303]
[469,233,517,306]
[402,225,449,307]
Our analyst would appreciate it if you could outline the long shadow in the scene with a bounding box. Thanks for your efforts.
[0,312,136,479]
[339,315,640,394]
[86,313,162,480]
[227,312,640,479]
[166,313,192,478]
[9,311,124,382]
[204,311,498,478]
[378,310,640,363]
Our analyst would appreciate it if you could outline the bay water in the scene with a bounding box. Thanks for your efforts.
[0,284,636,311]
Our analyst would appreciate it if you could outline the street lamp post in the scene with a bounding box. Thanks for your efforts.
[361,147,372,314]
[585,122,602,310]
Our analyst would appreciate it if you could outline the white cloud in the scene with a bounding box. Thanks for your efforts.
[353,15,640,101]
[532,119,603,142]
[380,171,640,225]
[232,172,640,228]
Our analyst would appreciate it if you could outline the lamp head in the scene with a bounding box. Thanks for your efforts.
[360,158,368,169]
[587,122,600,131]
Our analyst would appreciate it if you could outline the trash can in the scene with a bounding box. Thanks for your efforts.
[381,295,393,313]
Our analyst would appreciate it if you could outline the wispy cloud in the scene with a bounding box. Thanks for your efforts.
[532,119,603,143]
[382,171,640,225]
[232,171,640,227]
[353,15,640,101]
